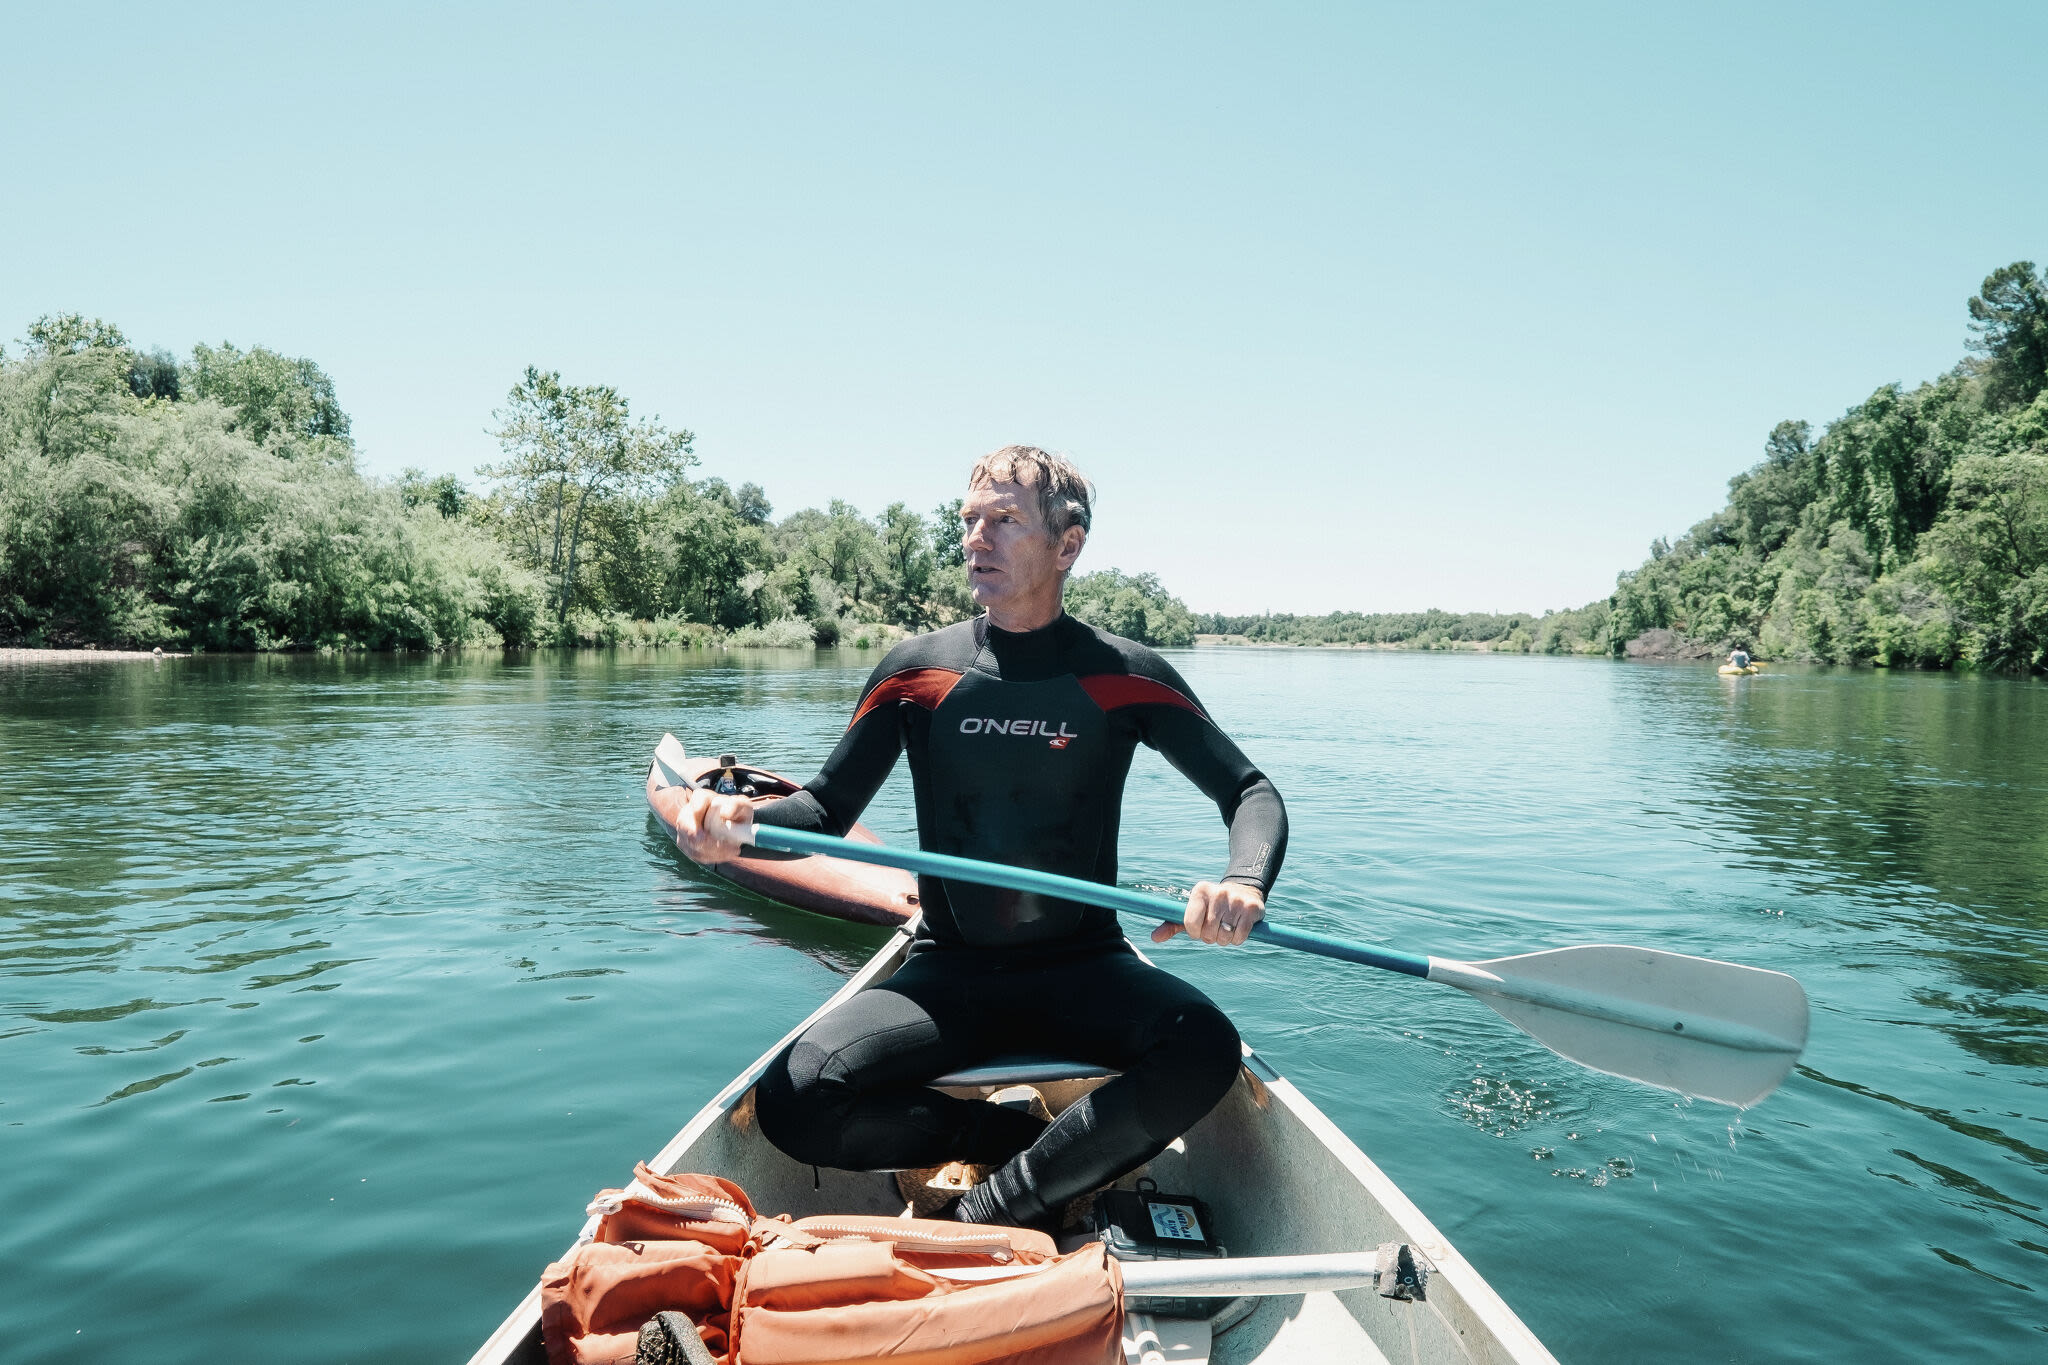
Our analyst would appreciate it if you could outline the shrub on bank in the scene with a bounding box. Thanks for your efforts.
[605,616,719,648]
[728,617,819,648]
[0,327,543,650]
[718,616,905,649]
[839,620,904,650]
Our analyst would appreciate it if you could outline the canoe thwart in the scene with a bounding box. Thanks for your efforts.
[1116,1245,1433,1300]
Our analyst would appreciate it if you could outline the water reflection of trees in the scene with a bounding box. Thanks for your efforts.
[1686,669,2048,1070]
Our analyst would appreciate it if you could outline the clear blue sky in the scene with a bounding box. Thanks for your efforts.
[5,3,2043,615]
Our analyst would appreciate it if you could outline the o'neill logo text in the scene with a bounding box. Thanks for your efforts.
[960,717,1078,749]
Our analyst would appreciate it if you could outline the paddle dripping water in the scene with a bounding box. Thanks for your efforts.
[1,649,2043,1364]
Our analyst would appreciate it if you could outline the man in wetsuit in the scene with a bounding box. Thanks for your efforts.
[674,445,1287,1231]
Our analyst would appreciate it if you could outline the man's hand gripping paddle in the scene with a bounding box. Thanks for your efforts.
[737,824,1810,1108]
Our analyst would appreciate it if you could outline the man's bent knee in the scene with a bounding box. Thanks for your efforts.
[1178,1002,1243,1106]
[1130,1002,1242,1142]
[753,1041,849,1167]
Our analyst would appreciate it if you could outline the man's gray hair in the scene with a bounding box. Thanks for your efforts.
[968,445,1095,538]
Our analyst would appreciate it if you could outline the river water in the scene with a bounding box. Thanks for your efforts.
[2,648,2043,1362]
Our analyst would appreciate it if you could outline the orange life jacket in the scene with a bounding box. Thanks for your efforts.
[541,1166,755,1365]
[736,1214,1121,1365]
[539,1168,1123,1365]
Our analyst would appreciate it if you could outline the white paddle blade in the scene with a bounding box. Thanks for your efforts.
[1435,945,1810,1108]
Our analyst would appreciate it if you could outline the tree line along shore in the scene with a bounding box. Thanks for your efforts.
[0,319,1193,655]
[3,258,2042,671]
[1202,261,2048,672]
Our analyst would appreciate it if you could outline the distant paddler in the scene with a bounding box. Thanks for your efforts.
[1719,645,1758,676]
[671,445,1288,1234]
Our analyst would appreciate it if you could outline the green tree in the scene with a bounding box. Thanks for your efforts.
[613,481,776,627]
[3,317,135,465]
[0,338,168,644]
[924,498,976,620]
[1727,420,1818,554]
[127,348,181,402]
[24,313,128,355]
[1967,261,2048,412]
[1584,258,2048,671]
[188,341,351,444]
[1067,569,1197,647]
[397,468,467,519]
[880,501,935,625]
[479,367,696,632]
[930,498,965,568]
[1811,380,1966,576]
[1766,523,1878,664]
[777,500,888,615]
[1920,451,2048,670]
[735,481,772,525]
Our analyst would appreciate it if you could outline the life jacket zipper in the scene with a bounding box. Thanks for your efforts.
[793,1221,1017,1262]
[587,1183,750,1226]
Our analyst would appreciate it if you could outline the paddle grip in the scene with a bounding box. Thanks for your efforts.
[743,824,1433,978]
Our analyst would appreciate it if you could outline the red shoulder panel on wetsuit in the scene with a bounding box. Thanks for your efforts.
[1077,674,1208,719]
[849,667,965,728]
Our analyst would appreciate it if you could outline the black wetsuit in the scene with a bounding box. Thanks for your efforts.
[750,613,1288,1228]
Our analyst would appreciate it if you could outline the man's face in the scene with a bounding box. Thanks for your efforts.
[960,479,1084,614]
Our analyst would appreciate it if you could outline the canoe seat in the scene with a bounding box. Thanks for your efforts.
[932,1055,1119,1088]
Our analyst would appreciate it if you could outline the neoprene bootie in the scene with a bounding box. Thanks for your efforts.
[635,1310,716,1365]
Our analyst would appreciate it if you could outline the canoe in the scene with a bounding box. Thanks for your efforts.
[646,732,918,927]
[465,941,1561,1363]
[1717,664,1760,676]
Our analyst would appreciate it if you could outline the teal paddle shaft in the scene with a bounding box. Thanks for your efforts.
[742,823,1432,978]
[712,805,1810,1106]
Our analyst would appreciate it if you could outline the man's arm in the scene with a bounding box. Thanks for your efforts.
[1145,709,1288,946]
[672,655,916,863]
[748,699,905,839]
[1131,684,1288,890]
[1123,658,1289,947]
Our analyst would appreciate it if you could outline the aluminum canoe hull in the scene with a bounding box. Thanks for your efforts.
[466,927,1559,1365]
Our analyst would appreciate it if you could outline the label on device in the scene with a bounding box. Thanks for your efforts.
[1147,1201,1206,1242]
[1092,1183,1225,1265]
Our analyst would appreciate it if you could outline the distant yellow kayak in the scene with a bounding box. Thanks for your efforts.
[1718,664,1762,676]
